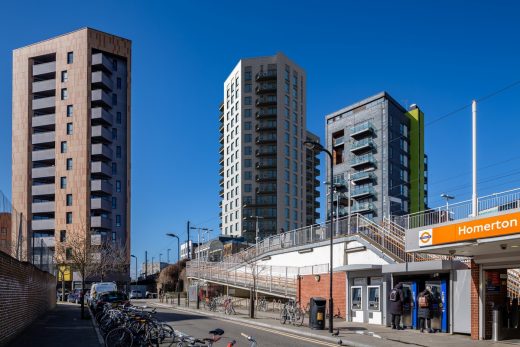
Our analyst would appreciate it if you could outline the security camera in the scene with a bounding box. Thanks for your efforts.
[500,244,507,250]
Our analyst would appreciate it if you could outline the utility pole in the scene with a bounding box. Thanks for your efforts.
[145,251,148,279]
[472,100,477,217]
[167,248,171,263]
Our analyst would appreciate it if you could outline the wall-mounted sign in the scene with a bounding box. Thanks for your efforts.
[418,211,520,247]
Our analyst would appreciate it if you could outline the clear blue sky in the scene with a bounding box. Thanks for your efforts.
[0,1,519,273]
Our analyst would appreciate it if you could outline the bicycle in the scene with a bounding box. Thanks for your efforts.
[223,297,236,315]
[227,332,257,347]
[174,328,224,347]
[257,297,268,312]
[280,300,304,326]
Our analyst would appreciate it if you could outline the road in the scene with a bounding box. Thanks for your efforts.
[133,300,339,347]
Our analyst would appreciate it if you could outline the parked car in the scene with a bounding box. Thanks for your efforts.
[129,290,142,299]
[71,289,84,304]
[146,291,158,299]
[94,291,129,313]
[90,282,117,309]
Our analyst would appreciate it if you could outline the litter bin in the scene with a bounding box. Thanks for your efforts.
[309,297,327,330]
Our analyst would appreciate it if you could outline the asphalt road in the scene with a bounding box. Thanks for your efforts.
[136,301,339,347]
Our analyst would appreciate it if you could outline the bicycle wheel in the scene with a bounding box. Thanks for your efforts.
[158,323,175,344]
[280,307,288,324]
[294,308,305,326]
[105,327,133,347]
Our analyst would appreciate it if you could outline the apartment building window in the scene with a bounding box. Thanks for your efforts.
[400,124,408,138]
[61,141,67,153]
[244,96,251,105]
[112,197,117,209]
[117,78,122,89]
[66,212,72,224]
[112,232,116,241]
[244,134,252,143]
[244,109,251,118]
[66,248,72,260]
[60,230,66,242]
[61,70,68,82]
[116,215,121,227]
[60,177,67,189]
[244,146,252,155]
[112,128,117,140]
[116,180,121,192]
[244,171,252,180]
[116,146,121,158]
[113,59,118,71]
[66,194,73,206]
[67,105,73,117]
[245,184,252,193]
[244,159,252,168]
[66,123,73,135]
[112,93,117,106]
[117,112,121,124]
[61,88,68,100]
[66,158,73,170]
[112,163,117,174]
[245,84,252,93]
[245,71,252,81]
[67,52,74,64]
[244,122,251,130]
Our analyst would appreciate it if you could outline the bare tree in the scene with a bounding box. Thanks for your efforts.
[238,251,267,318]
[89,240,127,282]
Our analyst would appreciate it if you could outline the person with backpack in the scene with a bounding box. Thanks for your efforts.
[388,283,404,329]
[418,286,434,333]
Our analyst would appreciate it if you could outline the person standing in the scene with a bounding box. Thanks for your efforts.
[418,286,434,333]
[389,283,404,329]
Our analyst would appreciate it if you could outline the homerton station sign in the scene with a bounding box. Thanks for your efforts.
[417,211,520,248]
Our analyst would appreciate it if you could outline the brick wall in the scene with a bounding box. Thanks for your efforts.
[470,260,479,340]
[297,272,346,318]
[0,251,56,345]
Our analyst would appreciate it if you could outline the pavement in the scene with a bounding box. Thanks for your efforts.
[6,302,101,347]
[141,298,519,347]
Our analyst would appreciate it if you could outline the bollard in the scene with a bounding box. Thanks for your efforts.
[492,308,502,342]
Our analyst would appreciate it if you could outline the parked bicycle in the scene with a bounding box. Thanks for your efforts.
[257,297,268,312]
[279,299,304,326]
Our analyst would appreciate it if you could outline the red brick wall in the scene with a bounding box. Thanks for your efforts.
[297,272,346,318]
[0,251,56,345]
[470,260,480,340]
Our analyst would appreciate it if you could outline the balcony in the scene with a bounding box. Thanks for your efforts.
[33,62,56,76]
[32,201,54,214]
[92,71,113,90]
[91,143,113,161]
[255,83,277,94]
[253,197,277,206]
[351,171,375,184]
[32,166,54,179]
[256,110,277,119]
[219,156,224,165]
[32,131,55,145]
[32,183,55,196]
[32,149,55,162]
[219,189,224,197]
[333,136,345,147]
[350,121,375,138]
[92,53,113,72]
[91,161,112,178]
[256,122,276,131]
[351,186,375,199]
[91,180,112,195]
[32,79,56,94]
[91,89,112,108]
[255,174,277,182]
[255,148,277,157]
[255,71,277,81]
[35,236,55,248]
[91,197,111,211]
[255,134,277,144]
[351,154,376,169]
[91,107,113,125]
[32,219,55,231]
[91,125,112,143]
[351,202,375,213]
[91,216,111,230]
[32,96,55,111]
[256,97,277,107]
[219,135,224,144]
[32,114,55,128]
[256,186,276,194]
[350,138,375,154]
[256,161,276,170]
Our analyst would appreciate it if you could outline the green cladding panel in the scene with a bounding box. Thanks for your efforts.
[406,107,425,213]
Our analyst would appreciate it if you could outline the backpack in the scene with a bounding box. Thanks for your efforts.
[418,294,429,308]
[389,289,399,302]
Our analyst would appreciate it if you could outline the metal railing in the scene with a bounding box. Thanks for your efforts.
[393,187,520,229]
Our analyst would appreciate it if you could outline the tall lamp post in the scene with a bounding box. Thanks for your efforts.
[304,140,334,333]
[440,193,455,222]
[131,254,137,284]
[166,233,181,304]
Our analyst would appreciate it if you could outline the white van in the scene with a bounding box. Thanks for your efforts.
[90,282,117,308]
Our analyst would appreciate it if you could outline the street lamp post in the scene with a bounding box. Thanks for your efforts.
[441,193,455,222]
[189,226,212,309]
[166,233,181,305]
[167,248,171,264]
[304,140,334,333]
[131,254,137,284]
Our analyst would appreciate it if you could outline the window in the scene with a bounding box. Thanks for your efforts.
[116,112,122,124]
[117,77,122,89]
[66,158,73,170]
[60,230,66,242]
[112,93,117,105]
[66,212,72,224]
[61,88,68,100]
[112,162,117,174]
[60,177,67,189]
[66,123,73,135]
[245,71,252,80]
[244,171,252,180]
[112,232,116,241]
[67,52,74,64]
[61,70,68,82]
[116,146,121,158]
[245,84,252,92]
[244,159,252,168]
[61,141,67,153]
[112,128,117,140]
[116,215,121,227]
[244,109,251,118]
[244,122,251,130]
[112,59,118,71]
[67,105,73,117]
[245,184,252,192]
[116,180,121,192]
[244,134,252,143]
[66,248,72,260]
[244,146,252,155]
[66,194,72,206]
[244,96,252,105]
[112,197,117,209]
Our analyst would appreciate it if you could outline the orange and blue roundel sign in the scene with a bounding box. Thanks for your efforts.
[418,229,433,247]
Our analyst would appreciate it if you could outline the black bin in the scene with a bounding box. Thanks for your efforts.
[309,297,327,330]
